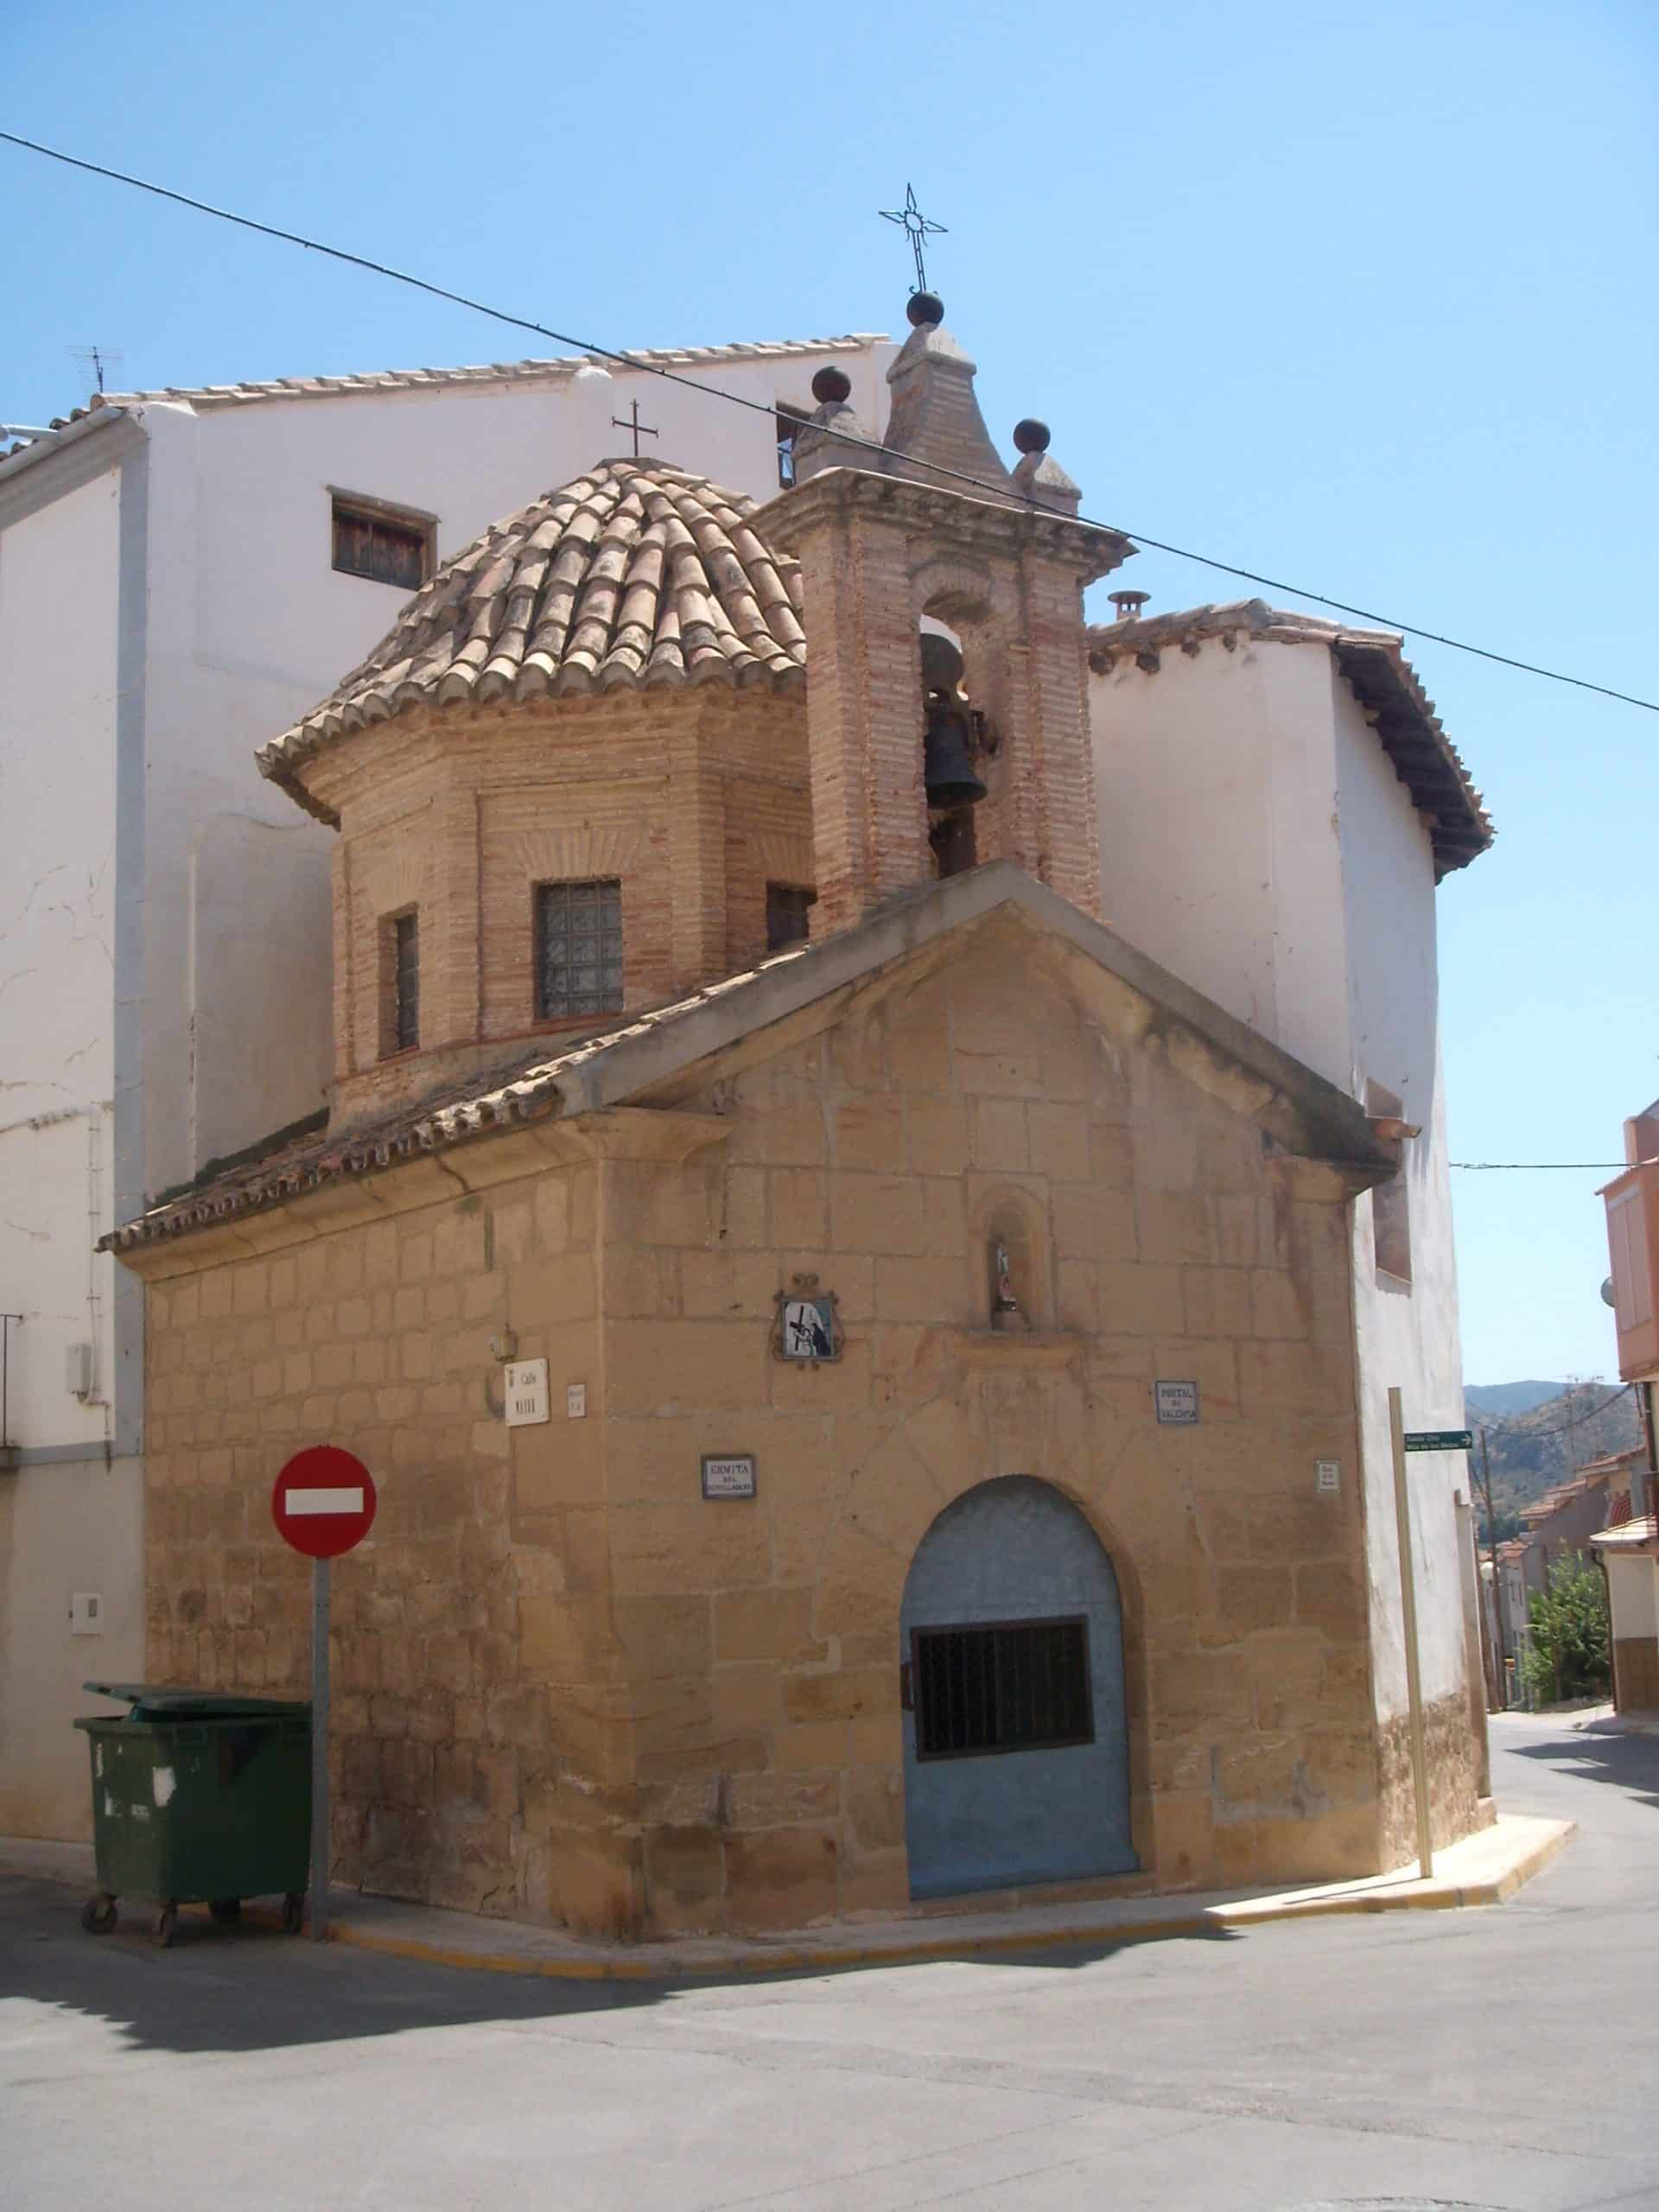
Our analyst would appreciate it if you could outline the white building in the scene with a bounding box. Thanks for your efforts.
[0,334,893,1835]
[1089,596,1493,1827]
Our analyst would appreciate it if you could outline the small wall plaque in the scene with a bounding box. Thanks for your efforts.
[772,1274,842,1363]
[567,1382,587,1420]
[1154,1378,1200,1426]
[1316,1459,1341,1495]
[505,1357,550,1427]
[702,1453,758,1500]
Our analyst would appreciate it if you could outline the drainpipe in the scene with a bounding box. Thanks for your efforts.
[0,1312,21,1463]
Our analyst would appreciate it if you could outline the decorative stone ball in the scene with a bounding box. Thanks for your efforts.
[907,290,944,327]
[1012,418,1052,454]
[811,365,853,404]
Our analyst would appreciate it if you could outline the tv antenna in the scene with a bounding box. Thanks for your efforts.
[68,346,124,398]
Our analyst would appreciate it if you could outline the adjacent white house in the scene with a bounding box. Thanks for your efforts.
[1088,597,1494,1821]
[0,334,893,1834]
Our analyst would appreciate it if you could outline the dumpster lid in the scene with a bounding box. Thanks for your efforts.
[81,1681,310,1719]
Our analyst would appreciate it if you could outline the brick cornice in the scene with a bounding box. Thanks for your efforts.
[756,467,1133,582]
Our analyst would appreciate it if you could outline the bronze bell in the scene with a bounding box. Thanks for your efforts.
[923,689,988,809]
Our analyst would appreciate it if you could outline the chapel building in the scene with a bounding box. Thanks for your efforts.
[110,295,1494,1935]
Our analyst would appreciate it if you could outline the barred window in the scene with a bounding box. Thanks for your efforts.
[383,911,419,1057]
[911,1618,1094,1761]
[766,881,817,952]
[535,879,623,1020]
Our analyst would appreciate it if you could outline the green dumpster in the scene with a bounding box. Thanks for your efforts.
[74,1682,311,1946]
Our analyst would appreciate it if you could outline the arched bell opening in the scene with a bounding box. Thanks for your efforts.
[899,1475,1139,1899]
[917,616,992,880]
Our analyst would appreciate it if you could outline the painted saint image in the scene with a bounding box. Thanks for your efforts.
[781,1298,834,1360]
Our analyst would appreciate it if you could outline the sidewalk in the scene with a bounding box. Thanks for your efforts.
[1562,1701,1659,1738]
[1,1813,1572,1980]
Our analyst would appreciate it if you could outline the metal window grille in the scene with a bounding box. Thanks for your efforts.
[766,881,817,952]
[911,1618,1094,1761]
[332,501,429,590]
[392,913,419,1052]
[536,879,623,1020]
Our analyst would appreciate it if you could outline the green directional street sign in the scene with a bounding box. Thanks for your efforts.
[1403,1429,1474,1453]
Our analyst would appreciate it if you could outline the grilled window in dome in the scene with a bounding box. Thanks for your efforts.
[331,489,435,591]
[536,880,624,1022]
[378,910,420,1058]
[766,883,817,952]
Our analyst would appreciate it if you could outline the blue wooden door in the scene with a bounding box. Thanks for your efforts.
[900,1477,1136,1899]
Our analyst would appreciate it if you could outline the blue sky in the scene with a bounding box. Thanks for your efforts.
[4,0,1655,1387]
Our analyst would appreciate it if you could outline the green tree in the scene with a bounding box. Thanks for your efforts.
[1522,1554,1611,1704]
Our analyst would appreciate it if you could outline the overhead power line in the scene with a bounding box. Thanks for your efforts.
[5,127,1656,718]
[1451,1160,1651,1172]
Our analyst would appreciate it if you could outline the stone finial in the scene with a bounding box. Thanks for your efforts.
[877,293,1014,497]
[1010,416,1081,515]
[790,363,872,485]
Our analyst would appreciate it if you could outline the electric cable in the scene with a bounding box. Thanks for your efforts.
[4,127,1656,716]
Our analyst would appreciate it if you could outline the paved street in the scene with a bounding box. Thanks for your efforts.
[2,1713,1655,2212]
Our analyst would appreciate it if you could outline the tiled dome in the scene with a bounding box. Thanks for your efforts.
[258,460,806,810]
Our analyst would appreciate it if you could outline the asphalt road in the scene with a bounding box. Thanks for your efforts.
[2,1713,1655,2212]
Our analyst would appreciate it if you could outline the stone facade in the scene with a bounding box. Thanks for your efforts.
[131,903,1477,1936]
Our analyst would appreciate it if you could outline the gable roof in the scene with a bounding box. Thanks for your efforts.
[1086,597,1492,880]
[105,862,1395,1262]
[35,334,885,426]
[259,459,807,821]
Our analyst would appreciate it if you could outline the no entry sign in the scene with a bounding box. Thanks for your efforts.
[271,1446,377,1559]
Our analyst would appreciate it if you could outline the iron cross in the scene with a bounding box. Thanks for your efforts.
[880,183,947,295]
[611,398,659,456]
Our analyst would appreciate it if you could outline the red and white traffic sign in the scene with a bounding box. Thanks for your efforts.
[271,1446,377,1559]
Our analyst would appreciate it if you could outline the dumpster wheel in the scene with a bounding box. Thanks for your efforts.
[151,1904,177,1948]
[282,1891,304,1935]
[209,1897,242,1925]
[80,1894,118,1935]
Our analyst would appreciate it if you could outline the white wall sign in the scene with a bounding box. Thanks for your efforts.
[1154,1379,1200,1426]
[504,1358,550,1427]
[702,1453,758,1500]
[567,1382,587,1420]
[1316,1459,1341,1494]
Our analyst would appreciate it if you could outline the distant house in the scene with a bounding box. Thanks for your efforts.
[1488,1451,1643,1707]
[1597,1098,1659,1713]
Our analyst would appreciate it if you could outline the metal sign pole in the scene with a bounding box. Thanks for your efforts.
[1389,1386,1433,1878]
[310,1556,330,1941]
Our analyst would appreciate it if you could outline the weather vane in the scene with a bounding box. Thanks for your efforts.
[880,183,946,295]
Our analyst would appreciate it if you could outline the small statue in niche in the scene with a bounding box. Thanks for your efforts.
[990,1238,1030,1332]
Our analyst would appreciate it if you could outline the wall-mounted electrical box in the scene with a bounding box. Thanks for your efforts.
[69,1592,105,1636]
[66,1343,95,1401]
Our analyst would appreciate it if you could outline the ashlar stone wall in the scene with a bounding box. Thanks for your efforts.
[138,908,1462,1939]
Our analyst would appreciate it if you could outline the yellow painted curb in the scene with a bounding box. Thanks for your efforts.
[314,1821,1573,1982]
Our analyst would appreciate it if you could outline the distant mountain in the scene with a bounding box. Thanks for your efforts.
[1465,1381,1567,1420]
[1467,1382,1642,1541]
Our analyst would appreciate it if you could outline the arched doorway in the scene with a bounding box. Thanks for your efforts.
[899,1476,1136,1899]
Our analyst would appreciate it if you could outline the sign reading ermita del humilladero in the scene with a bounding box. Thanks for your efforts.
[1403,1428,1474,1453]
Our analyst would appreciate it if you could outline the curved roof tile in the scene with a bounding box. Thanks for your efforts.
[257,459,807,817]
